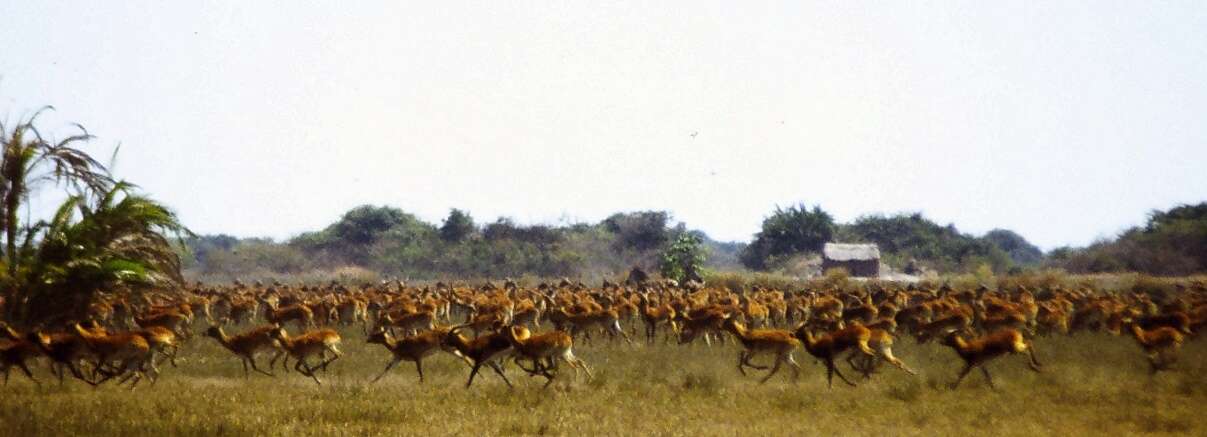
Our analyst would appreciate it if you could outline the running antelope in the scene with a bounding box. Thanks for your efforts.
[721,317,801,383]
[941,328,1041,389]
[366,326,468,383]
[505,325,592,388]
[441,324,514,388]
[1128,323,1184,373]
[271,328,342,385]
[794,322,875,388]
[204,325,285,377]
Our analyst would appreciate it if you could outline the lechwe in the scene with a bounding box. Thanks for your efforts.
[1,325,42,385]
[793,322,875,388]
[72,323,156,388]
[1127,322,1184,373]
[941,328,1041,389]
[271,327,343,385]
[504,325,592,388]
[720,316,801,383]
[203,325,284,378]
[366,326,468,383]
[847,328,917,379]
[441,324,514,388]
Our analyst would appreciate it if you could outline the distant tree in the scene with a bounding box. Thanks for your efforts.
[603,211,671,252]
[190,234,239,263]
[1146,203,1207,231]
[983,229,1044,266]
[483,217,560,246]
[741,204,834,269]
[289,205,434,267]
[483,217,518,241]
[840,212,1012,273]
[333,205,408,245]
[1054,202,1207,275]
[440,208,476,242]
[1046,246,1074,261]
[660,234,707,282]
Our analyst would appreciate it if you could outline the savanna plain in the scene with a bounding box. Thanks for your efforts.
[1,316,1204,436]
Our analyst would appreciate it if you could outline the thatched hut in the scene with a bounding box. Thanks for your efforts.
[822,243,881,278]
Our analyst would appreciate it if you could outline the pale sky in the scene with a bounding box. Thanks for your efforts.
[2,1,1205,250]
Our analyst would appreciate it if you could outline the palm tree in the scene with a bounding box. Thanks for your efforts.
[1,107,112,278]
[15,182,190,324]
[1,108,188,325]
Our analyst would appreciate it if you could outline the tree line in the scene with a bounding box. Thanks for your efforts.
[184,202,1046,281]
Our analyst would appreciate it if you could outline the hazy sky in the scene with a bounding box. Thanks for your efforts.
[2,2,1205,250]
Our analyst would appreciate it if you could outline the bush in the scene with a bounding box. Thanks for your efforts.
[742,204,835,270]
[1132,275,1175,298]
[703,270,804,293]
[439,209,476,242]
[1053,202,1207,276]
[821,267,850,289]
[659,234,706,283]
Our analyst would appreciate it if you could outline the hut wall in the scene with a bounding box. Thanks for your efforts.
[821,259,880,278]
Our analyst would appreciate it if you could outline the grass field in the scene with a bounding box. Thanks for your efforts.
[1,325,1204,436]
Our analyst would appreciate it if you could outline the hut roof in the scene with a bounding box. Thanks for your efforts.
[823,243,880,262]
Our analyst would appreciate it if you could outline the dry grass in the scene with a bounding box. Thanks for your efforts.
[1,325,1205,436]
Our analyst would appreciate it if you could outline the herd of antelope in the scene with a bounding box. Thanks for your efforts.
[2,278,1204,390]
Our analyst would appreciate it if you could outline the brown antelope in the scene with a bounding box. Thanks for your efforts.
[309,300,338,326]
[941,329,1041,389]
[84,321,180,369]
[794,322,875,388]
[73,323,155,387]
[865,318,898,335]
[441,324,514,388]
[812,295,844,321]
[978,311,1029,335]
[1036,304,1070,336]
[24,330,95,385]
[511,301,542,329]
[1135,313,1193,335]
[228,299,259,325]
[1128,323,1184,373]
[842,296,878,324]
[271,328,343,385]
[505,326,592,388]
[136,326,181,368]
[260,298,315,329]
[366,327,467,383]
[741,296,771,328]
[915,313,973,344]
[203,325,283,378]
[135,310,192,339]
[187,297,213,326]
[847,328,917,379]
[561,307,633,345]
[721,317,801,383]
[375,310,436,337]
[464,309,510,337]
[637,292,677,344]
[1,326,42,385]
[336,298,369,331]
[209,297,232,324]
[678,308,731,346]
